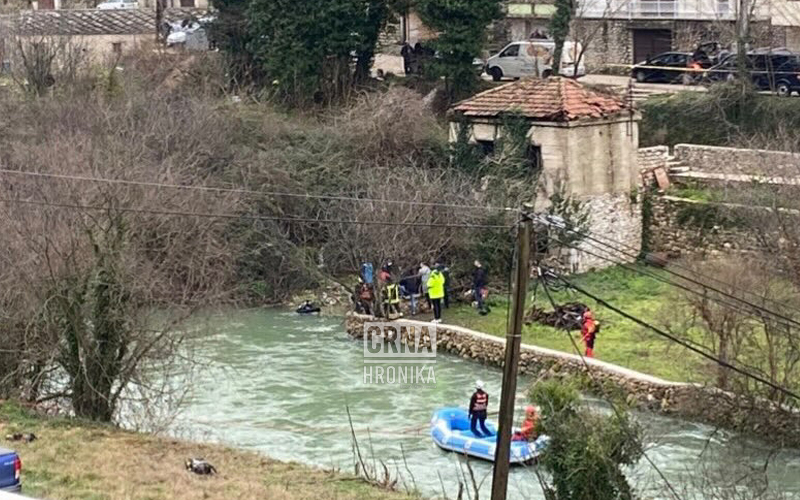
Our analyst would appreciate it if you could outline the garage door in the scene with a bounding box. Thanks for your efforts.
[633,29,672,63]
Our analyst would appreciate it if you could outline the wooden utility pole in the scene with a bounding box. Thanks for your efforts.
[736,0,751,80]
[490,205,532,500]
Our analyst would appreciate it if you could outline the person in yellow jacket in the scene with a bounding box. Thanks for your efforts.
[427,266,446,323]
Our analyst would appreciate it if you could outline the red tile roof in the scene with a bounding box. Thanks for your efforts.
[451,77,628,122]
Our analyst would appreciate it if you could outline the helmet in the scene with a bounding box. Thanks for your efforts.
[475,380,485,390]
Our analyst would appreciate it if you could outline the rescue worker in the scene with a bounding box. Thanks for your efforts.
[383,278,401,319]
[419,263,432,310]
[427,267,445,323]
[512,405,539,441]
[358,280,374,316]
[469,380,491,438]
[582,309,597,358]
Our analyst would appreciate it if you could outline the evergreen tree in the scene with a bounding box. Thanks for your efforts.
[415,0,502,101]
[549,0,575,76]
[530,381,644,500]
[215,0,392,105]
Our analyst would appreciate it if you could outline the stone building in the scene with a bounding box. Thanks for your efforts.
[449,77,642,271]
[0,8,205,64]
[392,0,800,70]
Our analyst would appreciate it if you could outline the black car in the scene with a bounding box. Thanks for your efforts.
[631,52,702,84]
[705,52,800,96]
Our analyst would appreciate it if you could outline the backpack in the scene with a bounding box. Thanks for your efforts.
[594,322,601,336]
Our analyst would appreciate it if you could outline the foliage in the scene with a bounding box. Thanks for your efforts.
[640,82,800,148]
[449,116,484,176]
[215,0,389,105]
[546,187,591,247]
[415,0,502,101]
[207,0,258,87]
[661,258,800,403]
[548,0,575,76]
[530,380,644,500]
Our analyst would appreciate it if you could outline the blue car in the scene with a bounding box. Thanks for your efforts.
[0,447,21,493]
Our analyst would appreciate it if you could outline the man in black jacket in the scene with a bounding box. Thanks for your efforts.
[472,260,488,314]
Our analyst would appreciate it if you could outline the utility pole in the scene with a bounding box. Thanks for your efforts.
[490,204,532,500]
[736,0,751,81]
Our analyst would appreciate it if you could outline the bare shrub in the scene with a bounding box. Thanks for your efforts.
[10,36,92,96]
[0,57,249,420]
[661,258,800,401]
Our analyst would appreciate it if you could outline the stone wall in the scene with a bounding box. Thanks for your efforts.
[638,145,669,172]
[562,192,642,272]
[648,195,763,258]
[346,314,800,446]
[674,143,800,177]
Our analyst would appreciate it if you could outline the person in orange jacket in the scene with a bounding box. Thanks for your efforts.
[582,309,598,358]
[512,405,539,441]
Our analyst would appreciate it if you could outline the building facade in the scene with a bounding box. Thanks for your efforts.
[395,0,800,70]
[449,78,642,272]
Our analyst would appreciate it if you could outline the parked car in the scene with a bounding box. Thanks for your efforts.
[166,17,213,51]
[484,39,586,81]
[631,52,702,84]
[0,447,21,493]
[704,51,800,96]
[96,0,138,9]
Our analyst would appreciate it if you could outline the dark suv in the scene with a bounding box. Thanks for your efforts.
[705,52,800,96]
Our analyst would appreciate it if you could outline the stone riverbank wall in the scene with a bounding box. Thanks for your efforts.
[346,313,800,447]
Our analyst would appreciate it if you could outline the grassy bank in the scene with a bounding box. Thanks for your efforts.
[0,402,410,500]
[443,266,708,384]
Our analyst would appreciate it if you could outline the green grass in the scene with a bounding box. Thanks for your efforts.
[444,265,709,384]
[0,402,412,500]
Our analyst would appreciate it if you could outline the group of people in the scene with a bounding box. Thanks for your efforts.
[352,260,491,323]
[469,380,539,442]
[400,42,436,75]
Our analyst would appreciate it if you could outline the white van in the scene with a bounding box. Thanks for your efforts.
[484,40,586,81]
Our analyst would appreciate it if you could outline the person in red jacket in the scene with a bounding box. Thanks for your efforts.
[582,309,597,358]
[512,405,539,441]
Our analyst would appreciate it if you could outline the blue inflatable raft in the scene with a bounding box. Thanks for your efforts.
[430,407,549,464]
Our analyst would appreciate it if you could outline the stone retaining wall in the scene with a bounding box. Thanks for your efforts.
[674,143,800,177]
[648,196,763,258]
[638,146,669,173]
[346,313,800,447]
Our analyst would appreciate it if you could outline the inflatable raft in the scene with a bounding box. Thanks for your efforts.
[430,407,549,464]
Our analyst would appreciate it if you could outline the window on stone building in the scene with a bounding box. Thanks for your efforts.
[527,144,543,175]
[112,42,123,54]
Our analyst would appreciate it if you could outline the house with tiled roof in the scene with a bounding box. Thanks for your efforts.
[450,77,642,271]
[0,8,204,64]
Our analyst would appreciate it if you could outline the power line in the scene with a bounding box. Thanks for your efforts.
[0,169,517,214]
[536,275,684,500]
[546,232,800,334]
[555,274,800,402]
[536,214,800,330]
[0,198,514,230]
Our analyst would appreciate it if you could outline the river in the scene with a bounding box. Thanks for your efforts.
[170,309,800,499]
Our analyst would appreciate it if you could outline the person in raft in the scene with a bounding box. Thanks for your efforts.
[512,405,539,441]
[469,380,492,438]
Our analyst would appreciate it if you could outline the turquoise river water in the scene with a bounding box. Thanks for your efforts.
[170,309,800,499]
